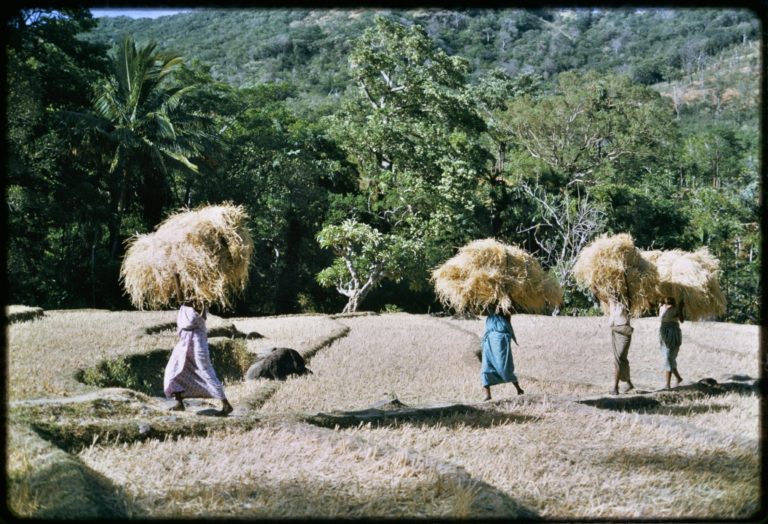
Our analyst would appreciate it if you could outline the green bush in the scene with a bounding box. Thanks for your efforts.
[79,356,151,393]
[381,304,404,313]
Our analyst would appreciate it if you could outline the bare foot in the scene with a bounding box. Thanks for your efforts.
[483,395,491,402]
[516,388,525,395]
[169,401,185,412]
[610,388,619,395]
[674,377,682,387]
[217,402,234,417]
[622,384,635,394]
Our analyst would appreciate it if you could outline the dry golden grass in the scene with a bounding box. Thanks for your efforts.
[77,421,488,518]
[258,314,482,414]
[573,233,659,317]
[348,392,759,519]
[642,248,726,320]
[431,238,562,315]
[229,314,346,356]
[671,392,759,438]
[5,310,761,520]
[7,310,176,400]
[683,319,758,356]
[6,425,42,517]
[223,315,349,407]
[5,309,237,400]
[121,204,253,310]
[441,315,759,394]
[7,422,134,518]
[6,305,45,323]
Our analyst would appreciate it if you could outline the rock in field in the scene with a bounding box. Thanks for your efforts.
[245,347,312,381]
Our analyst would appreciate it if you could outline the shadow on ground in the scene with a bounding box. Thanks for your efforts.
[11,393,260,453]
[28,415,260,453]
[7,424,137,519]
[133,468,540,519]
[600,448,760,486]
[304,399,540,429]
[577,377,759,414]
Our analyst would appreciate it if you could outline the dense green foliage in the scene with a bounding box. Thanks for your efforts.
[6,8,761,322]
[84,8,759,92]
[7,9,113,306]
[316,219,423,313]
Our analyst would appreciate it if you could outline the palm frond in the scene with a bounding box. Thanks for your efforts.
[163,85,196,113]
[57,108,107,131]
[108,145,122,175]
[164,150,199,173]
[87,33,217,217]
[145,141,168,175]
[93,84,125,122]
[111,126,141,148]
[146,111,177,140]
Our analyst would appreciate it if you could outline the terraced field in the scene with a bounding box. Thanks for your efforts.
[5,309,762,519]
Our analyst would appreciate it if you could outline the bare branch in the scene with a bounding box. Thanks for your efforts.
[520,182,606,286]
[359,80,380,110]
[380,70,406,93]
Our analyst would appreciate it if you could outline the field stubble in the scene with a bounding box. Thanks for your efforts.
[6,310,761,519]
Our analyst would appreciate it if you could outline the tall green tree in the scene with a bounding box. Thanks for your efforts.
[316,219,422,313]
[676,118,760,323]
[6,8,113,308]
[88,35,216,258]
[487,71,687,312]
[503,71,679,188]
[320,16,493,311]
[471,69,542,236]
[190,82,350,315]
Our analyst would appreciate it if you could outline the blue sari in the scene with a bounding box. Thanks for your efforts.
[481,314,518,386]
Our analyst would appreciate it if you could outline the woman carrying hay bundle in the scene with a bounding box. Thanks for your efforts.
[658,296,684,389]
[642,247,725,390]
[574,233,658,396]
[164,273,234,416]
[606,296,635,395]
[481,311,524,400]
[121,203,253,417]
[431,238,562,401]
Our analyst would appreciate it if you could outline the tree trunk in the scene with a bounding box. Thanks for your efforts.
[496,142,506,174]
[490,173,509,237]
[109,168,128,260]
[184,177,193,207]
[342,292,361,313]
[91,230,98,308]
[276,219,302,313]
[341,275,378,313]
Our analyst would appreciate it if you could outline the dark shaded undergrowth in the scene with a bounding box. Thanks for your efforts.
[75,338,252,396]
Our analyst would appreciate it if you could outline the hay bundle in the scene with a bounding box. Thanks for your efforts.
[431,238,563,315]
[641,248,726,320]
[120,204,253,310]
[572,233,658,317]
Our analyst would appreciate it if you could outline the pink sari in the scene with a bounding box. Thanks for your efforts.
[163,305,226,400]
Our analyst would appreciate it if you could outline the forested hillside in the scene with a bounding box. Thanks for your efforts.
[6,8,761,322]
[86,8,758,91]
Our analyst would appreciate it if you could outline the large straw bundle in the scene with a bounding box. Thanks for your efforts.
[431,238,563,315]
[641,248,726,320]
[121,204,253,310]
[572,233,658,317]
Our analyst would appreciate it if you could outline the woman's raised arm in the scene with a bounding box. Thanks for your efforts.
[174,273,184,305]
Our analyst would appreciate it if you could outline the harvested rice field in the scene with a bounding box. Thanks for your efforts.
[5,309,763,519]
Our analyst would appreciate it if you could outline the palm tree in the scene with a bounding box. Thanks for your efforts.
[92,35,214,258]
